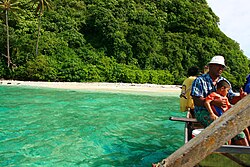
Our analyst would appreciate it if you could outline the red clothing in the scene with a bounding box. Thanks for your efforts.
[205,92,231,114]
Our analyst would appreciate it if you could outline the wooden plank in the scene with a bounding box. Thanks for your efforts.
[216,145,250,154]
[169,116,198,123]
[155,94,250,167]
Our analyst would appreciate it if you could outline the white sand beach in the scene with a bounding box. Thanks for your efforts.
[0,80,181,93]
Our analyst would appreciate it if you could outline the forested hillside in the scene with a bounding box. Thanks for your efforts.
[0,0,249,88]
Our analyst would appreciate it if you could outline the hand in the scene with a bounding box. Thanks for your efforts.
[210,113,218,120]
[239,88,247,99]
[212,97,227,108]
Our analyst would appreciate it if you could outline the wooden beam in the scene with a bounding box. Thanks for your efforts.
[216,145,250,154]
[155,94,250,167]
[169,116,198,123]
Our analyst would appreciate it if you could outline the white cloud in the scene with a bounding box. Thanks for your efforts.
[207,0,250,58]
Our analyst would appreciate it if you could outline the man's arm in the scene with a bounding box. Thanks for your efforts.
[230,96,242,105]
[193,96,226,107]
[230,88,247,105]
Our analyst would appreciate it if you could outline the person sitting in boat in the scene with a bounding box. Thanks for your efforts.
[191,55,249,146]
[243,74,250,143]
[244,74,250,94]
[179,66,200,116]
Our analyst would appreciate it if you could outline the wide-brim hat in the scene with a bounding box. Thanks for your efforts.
[208,55,226,67]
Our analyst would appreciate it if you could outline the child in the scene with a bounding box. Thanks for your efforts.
[205,80,249,145]
[204,80,231,120]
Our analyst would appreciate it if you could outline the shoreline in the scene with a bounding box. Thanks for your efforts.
[0,80,181,93]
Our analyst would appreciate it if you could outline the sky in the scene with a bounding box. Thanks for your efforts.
[207,0,250,59]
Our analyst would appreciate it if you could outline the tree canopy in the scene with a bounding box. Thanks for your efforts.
[0,0,249,89]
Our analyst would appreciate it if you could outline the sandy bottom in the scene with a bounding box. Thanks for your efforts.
[0,80,181,93]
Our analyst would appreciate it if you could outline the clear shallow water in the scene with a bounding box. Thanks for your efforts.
[0,85,185,167]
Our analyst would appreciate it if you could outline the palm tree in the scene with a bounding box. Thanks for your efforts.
[30,0,52,56]
[0,0,20,67]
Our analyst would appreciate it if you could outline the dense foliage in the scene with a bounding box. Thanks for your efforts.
[0,0,249,88]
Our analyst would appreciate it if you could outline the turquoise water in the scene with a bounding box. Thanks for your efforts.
[0,85,185,167]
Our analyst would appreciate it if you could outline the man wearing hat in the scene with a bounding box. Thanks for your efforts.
[191,55,248,146]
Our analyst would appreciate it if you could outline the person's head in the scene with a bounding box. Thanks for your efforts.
[188,66,199,77]
[208,55,226,78]
[216,80,231,96]
[203,65,209,74]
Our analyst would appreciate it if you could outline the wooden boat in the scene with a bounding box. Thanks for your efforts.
[153,96,250,166]
[169,112,250,167]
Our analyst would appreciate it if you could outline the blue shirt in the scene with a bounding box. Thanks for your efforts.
[244,74,250,94]
[244,83,250,94]
[191,73,236,112]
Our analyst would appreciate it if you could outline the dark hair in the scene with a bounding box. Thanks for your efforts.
[217,80,230,89]
[188,66,199,76]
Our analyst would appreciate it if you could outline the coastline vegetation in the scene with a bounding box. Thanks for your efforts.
[0,0,249,89]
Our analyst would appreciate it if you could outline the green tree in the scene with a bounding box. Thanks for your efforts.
[0,0,20,67]
[0,0,249,87]
[29,0,52,56]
